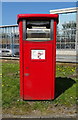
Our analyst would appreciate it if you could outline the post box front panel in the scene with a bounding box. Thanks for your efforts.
[23,42,54,100]
[21,19,55,100]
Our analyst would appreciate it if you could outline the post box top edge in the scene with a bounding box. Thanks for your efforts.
[17,14,59,24]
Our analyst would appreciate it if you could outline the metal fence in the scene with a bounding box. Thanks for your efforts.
[0,24,77,62]
[0,25,19,57]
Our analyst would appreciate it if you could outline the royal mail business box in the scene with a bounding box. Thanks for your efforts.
[17,14,59,100]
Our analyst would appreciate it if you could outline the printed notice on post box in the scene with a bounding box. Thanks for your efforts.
[31,50,45,59]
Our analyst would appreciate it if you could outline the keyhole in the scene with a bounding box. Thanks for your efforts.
[26,67,29,69]
[25,73,30,76]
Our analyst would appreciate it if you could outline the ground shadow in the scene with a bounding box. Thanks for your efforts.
[55,77,76,99]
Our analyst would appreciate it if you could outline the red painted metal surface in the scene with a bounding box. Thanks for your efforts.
[17,14,58,23]
[19,21,24,99]
[18,14,58,100]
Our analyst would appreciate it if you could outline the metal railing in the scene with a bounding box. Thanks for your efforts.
[0,24,77,63]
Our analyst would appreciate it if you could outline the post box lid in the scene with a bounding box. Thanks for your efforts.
[17,14,59,24]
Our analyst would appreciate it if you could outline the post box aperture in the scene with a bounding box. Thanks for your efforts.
[17,14,58,100]
[23,20,53,41]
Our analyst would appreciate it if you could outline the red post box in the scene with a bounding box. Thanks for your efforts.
[17,14,58,100]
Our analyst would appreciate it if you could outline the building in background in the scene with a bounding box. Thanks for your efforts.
[0,7,78,62]
[0,25,19,56]
[50,7,77,62]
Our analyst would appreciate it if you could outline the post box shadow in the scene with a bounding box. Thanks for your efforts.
[55,77,76,99]
[23,77,76,101]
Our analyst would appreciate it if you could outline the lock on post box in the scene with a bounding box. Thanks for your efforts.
[17,14,59,100]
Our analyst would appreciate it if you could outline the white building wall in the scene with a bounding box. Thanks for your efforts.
[50,7,78,62]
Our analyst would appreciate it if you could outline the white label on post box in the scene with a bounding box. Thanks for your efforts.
[31,50,45,59]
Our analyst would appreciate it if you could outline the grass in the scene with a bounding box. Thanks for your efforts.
[0,62,2,110]
[2,60,77,115]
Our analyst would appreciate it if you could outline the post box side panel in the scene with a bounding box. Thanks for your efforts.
[51,21,57,99]
[19,21,24,99]
[23,42,53,100]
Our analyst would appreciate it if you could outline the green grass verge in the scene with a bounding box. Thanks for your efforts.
[0,62,2,108]
[2,61,77,114]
